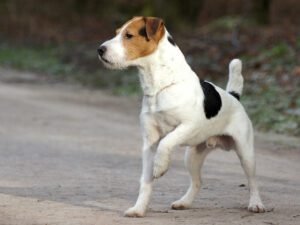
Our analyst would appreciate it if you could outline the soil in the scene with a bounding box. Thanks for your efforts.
[0,68,299,225]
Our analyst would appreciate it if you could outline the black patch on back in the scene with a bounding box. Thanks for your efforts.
[167,36,176,46]
[229,91,240,101]
[200,79,222,119]
[138,26,149,41]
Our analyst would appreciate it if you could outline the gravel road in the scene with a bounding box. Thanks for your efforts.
[0,69,299,225]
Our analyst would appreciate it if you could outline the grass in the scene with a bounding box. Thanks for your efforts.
[0,42,299,137]
[242,79,300,136]
[0,42,140,94]
[0,44,74,75]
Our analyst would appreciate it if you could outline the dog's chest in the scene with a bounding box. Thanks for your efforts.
[142,96,180,130]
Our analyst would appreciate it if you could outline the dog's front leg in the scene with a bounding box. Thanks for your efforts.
[153,124,193,178]
[124,116,160,217]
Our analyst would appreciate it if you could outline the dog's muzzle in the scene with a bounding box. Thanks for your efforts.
[97,45,111,64]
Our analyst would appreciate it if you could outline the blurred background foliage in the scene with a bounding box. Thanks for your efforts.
[0,0,299,136]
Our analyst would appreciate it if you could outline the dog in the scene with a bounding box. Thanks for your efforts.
[98,16,265,217]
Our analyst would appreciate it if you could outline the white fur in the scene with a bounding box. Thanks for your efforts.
[99,32,126,69]
[99,22,265,217]
[226,58,243,95]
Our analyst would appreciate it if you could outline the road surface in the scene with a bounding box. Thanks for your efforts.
[0,68,299,225]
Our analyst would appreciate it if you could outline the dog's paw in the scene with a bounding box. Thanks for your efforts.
[153,152,170,179]
[248,202,266,213]
[153,163,168,178]
[171,200,191,210]
[124,207,146,217]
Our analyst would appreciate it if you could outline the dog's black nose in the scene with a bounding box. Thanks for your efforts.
[97,46,107,57]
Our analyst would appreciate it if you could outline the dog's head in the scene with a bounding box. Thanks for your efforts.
[98,17,165,69]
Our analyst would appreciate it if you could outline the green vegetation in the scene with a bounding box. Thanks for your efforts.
[204,16,247,31]
[0,43,140,93]
[0,42,299,137]
[0,44,74,75]
[243,78,300,136]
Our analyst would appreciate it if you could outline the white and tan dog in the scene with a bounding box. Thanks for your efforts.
[98,16,265,217]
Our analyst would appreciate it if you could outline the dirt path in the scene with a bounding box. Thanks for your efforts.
[0,69,299,225]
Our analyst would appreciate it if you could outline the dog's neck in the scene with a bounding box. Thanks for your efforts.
[136,34,193,97]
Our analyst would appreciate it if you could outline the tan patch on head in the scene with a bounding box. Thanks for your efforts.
[119,17,165,60]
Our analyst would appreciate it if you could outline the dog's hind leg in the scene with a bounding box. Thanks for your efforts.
[231,124,266,213]
[171,143,211,210]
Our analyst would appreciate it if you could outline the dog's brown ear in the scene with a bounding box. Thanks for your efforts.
[144,17,165,43]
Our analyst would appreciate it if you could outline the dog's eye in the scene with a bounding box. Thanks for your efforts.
[125,32,133,39]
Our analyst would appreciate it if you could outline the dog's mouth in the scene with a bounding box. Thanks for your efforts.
[98,54,126,70]
[99,55,113,65]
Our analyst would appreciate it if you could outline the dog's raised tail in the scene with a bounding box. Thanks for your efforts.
[226,59,243,100]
